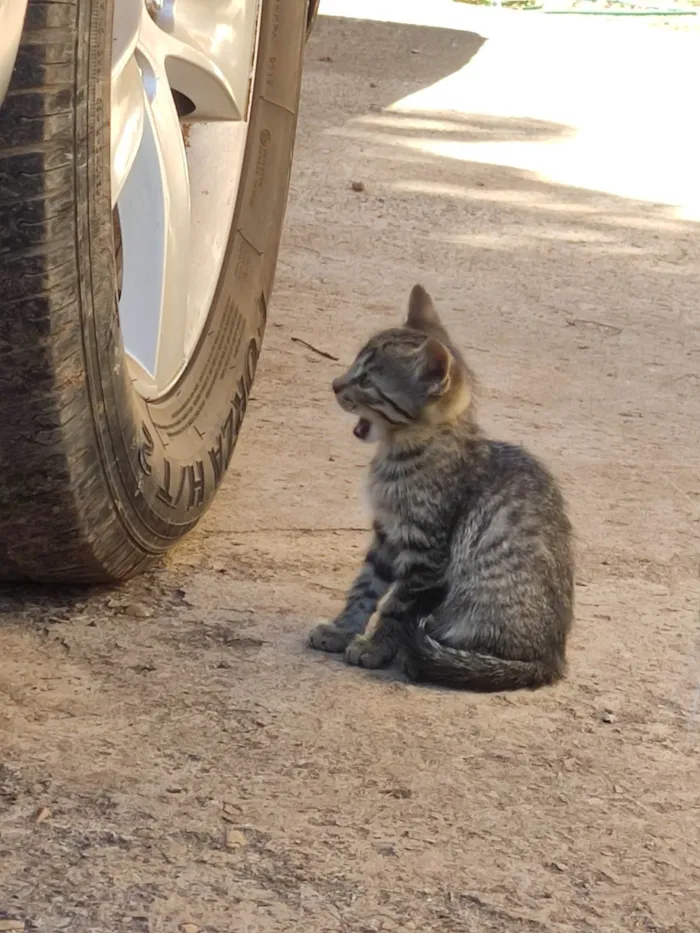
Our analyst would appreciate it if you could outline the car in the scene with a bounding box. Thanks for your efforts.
[0,0,319,583]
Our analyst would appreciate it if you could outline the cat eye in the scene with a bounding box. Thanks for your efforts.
[356,372,371,388]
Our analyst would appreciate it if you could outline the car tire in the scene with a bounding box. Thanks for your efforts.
[0,0,307,582]
[307,0,322,37]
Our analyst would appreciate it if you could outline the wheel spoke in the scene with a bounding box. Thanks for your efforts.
[117,12,191,393]
[111,0,145,205]
[149,0,260,121]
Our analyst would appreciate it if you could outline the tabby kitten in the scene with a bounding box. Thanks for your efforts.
[309,285,574,691]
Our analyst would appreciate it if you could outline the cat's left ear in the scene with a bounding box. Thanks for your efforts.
[418,337,452,396]
[406,285,446,336]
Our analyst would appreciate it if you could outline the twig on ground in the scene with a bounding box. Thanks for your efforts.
[566,318,623,336]
[291,337,340,361]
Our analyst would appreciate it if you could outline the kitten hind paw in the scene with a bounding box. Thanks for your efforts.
[402,655,425,682]
[309,622,355,654]
[345,634,396,669]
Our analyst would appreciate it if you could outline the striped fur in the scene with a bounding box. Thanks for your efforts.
[309,286,574,691]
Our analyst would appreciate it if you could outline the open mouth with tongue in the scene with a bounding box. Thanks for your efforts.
[353,417,372,441]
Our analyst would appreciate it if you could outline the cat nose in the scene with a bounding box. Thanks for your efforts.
[332,378,343,394]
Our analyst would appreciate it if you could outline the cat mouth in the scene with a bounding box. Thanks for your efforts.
[353,417,372,441]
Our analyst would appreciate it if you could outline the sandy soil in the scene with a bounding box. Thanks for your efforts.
[2,7,700,933]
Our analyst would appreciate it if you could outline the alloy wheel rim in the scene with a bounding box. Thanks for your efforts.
[111,0,262,399]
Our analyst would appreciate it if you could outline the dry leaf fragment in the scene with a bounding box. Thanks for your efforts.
[34,806,52,824]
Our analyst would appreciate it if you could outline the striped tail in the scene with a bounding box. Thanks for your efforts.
[403,617,563,692]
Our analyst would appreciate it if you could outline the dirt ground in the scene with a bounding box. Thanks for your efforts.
[2,6,700,933]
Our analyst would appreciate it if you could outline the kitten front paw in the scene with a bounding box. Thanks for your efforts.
[345,634,396,669]
[309,622,355,654]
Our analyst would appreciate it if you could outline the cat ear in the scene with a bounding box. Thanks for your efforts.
[406,285,444,334]
[418,337,452,395]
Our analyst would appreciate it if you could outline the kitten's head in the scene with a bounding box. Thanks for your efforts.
[332,285,473,443]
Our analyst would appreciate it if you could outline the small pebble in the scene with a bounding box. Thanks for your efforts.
[377,843,397,857]
[225,828,248,850]
[351,181,365,192]
[121,602,153,620]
